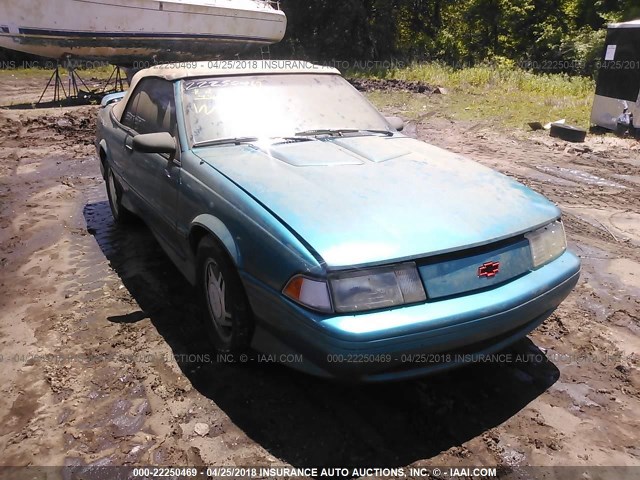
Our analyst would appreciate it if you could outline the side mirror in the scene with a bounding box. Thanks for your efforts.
[132,132,176,156]
[386,116,405,132]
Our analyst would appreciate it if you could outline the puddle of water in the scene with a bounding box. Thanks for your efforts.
[523,168,579,186]
[536,165,627,189]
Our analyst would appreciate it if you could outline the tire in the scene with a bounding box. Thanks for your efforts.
[549,123,587,143]
[197,236,254,353]
[105,165,136,224]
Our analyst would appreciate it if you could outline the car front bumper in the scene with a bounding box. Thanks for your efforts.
[243,251,581,381]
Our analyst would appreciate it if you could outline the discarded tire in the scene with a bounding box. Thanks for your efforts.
[549,123,587,143]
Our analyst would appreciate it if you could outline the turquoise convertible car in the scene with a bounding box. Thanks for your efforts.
[96,61,580,381]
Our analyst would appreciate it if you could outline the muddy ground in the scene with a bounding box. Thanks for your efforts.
[0,75,639,477]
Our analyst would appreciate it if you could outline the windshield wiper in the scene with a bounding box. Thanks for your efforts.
[193,137,259,148]
[362,129,394,136]
[272,136,315,143]
[295,129,360,137]
[295,128,393,137]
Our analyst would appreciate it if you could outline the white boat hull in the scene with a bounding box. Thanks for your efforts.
[0,0,287,65]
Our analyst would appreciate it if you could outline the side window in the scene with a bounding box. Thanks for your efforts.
[121,91,141,131]
[120,78,177,136]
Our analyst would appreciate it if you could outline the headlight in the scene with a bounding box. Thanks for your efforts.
[283,263,427,314]
[329,262,426,313]
[525,220,567,268]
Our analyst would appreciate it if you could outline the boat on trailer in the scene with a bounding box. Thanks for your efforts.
[0,0,287,66]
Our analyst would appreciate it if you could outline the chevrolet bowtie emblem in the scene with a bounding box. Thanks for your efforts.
[478,261,500,278]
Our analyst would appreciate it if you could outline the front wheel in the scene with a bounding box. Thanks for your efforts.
[105,166,135,224]
[197,236,254,353]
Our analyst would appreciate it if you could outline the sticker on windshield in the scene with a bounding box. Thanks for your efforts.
[183,78,263,91]
[192,103,216,116]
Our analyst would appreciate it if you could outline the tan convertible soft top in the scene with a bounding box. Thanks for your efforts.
[112,60,340,120]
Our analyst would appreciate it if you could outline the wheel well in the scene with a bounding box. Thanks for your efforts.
[99,147,108,177]
[189,226,210,254]
[189,226,235,266]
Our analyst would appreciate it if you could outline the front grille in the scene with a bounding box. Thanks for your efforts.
[418,237,533,300]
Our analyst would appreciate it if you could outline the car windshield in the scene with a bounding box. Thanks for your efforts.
[181,74,391,145]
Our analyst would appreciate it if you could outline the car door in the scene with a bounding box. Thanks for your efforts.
[107,89,141,210]
[113,84,155,218]
[121,78,182,246]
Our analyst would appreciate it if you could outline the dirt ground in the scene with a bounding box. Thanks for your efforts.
[0,75,639,476]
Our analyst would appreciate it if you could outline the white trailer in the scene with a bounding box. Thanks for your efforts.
[590,19,640,131]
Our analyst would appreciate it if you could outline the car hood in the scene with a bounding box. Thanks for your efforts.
[194,136,560,268]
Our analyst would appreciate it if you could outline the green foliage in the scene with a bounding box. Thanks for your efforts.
[559,27,607,76]
[363,63,595,129]
[273,0,637,76]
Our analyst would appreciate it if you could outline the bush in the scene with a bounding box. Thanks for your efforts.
[559,27,607,76]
